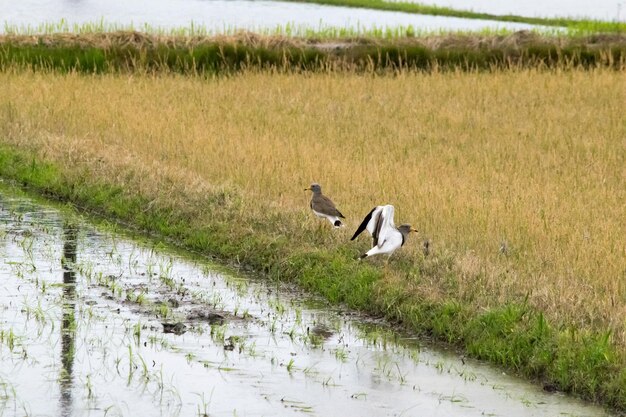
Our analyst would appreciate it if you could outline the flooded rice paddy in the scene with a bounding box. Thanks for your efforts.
[0,0,548,34]
[0,187,614,417]
[385,0,626,22]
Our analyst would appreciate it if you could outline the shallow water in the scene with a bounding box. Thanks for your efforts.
[0,186,614,417]
[385,0,625,22]
[0,0,549,34]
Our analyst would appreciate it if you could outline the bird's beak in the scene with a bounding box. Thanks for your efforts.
[411,227,418,233]
[304,187,311,191]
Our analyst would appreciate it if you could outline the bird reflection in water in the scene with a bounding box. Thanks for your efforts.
[60,223,78,417]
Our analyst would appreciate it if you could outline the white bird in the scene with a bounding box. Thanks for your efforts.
[351,205,417,260]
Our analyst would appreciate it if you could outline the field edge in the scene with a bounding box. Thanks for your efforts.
[0,142,624,413]
[1,31,626,73]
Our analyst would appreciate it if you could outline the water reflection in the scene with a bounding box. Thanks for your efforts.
[60,223,78,417]
[0,190,615,417]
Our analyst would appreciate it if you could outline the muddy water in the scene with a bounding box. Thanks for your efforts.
[0,188,613,417]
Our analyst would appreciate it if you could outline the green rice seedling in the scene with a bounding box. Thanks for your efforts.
[0,328,17,352]
[294,308,302,325]
[21,299,48,325]
[209,293,224,310]
[113,283,123,298]
[269,319,277,334]
[210,324,226,344]
[156,303,170,319]
[246,341,257,357]
[406,349,420,365]
[305,333,324,349]
[194,390,214,417]
[39,280,47,294]
[132,322,142,342]
[269,298,286,316]
[458,369,478,383]
[334,347,348,362]
[159,274,175,290]
[147,334,160,348]
[135,291,146,305]
[302,364,318,377]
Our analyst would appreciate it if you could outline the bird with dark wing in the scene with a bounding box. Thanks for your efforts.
[351,205,417,260]
[305,183,345,228]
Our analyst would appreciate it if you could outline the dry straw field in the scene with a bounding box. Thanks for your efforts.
[1,68,625,346]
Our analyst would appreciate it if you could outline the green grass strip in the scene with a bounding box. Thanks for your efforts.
[1,32,626,74]
[279,0,626,33]
[0,143,624,412]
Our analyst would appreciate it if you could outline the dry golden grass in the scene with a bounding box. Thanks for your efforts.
[1,69,625,343]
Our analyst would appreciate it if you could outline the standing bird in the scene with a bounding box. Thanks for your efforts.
[351,205,417,260]
[304,183,345,228]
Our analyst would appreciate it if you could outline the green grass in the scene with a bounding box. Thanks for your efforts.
[1,31,625,74]
[0,143,624,412]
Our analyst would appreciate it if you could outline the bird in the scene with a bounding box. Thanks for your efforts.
[304,183,345,228]
[351,205,417,260]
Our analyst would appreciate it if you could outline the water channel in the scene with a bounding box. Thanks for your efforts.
[0,185,614,416]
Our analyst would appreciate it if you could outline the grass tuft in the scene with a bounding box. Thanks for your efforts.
[1,31,626,73]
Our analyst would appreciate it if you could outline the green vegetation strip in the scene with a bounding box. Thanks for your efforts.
[1,32,626,73]
[0,143,624,412]
[281,0,626,33]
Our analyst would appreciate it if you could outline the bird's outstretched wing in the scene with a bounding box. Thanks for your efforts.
[375,205,396,248]
[351,205,396,248]
[351,206,379,241]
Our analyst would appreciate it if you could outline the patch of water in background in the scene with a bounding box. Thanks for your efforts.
[0,0,554,34]
[384,0,626,22]
[0,186,615,417]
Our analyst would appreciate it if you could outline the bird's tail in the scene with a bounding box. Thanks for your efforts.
[358,253,368,260]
